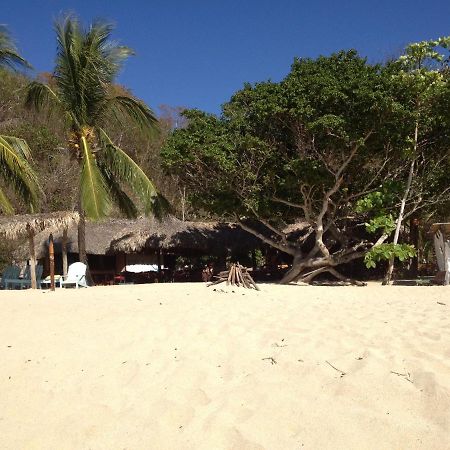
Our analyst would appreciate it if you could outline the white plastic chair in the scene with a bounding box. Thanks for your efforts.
[60,262,88,288]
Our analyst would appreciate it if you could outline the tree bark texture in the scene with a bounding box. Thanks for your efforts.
[27,227,37,289]
[62,227,68,277]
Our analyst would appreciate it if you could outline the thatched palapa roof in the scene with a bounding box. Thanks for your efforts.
[24,216,260,259]
[110,217,257,253]
[0,211,79,239]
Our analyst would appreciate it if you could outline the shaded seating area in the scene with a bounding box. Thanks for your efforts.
[60,262,88,288]
[0,212,79,289]
[40,263,88,288]
[20,216,262,285]
[0,265,20,289]
[3,264,43,289]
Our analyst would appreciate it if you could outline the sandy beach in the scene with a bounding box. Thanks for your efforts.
[1,283,449,450]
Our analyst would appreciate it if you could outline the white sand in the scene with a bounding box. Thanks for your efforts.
[1,283,449,450]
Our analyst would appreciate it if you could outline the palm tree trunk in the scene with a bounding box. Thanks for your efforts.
[62,227,68,277]
[76,148,88,265]
[77,206,87,264]
[27,227,37,289]
[77,206,94,285]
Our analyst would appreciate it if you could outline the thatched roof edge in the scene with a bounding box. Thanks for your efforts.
[15,216,261,260]
[0,211,80,240]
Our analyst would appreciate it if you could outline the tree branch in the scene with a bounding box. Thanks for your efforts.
[236,219,297,256]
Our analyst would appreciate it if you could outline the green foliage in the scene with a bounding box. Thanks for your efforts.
[364,244,416,269]
[252,249,265,268]
[365,215,396,235]
[0,29,41,213]
[0,135,41,213]
[162,51,395,223]
[0,25,31,70]
[397,36,449,71]
[355,183,401,214]
[98,129,160,216]
[356,187,400,234]
[79,136,111,219]
[162,44,449,279]
[26,15,161,220]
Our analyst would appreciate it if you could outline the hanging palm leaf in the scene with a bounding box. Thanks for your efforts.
[0,26,40,213]
[79,136,111,219]
[0,25,31,70]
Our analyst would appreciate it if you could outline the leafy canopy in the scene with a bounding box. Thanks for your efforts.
[162,48,448,280]
[162,51,396,224]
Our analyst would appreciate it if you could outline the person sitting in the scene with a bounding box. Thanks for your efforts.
[202,263,214,282]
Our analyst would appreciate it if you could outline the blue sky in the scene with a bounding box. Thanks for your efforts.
[3,0,449,115]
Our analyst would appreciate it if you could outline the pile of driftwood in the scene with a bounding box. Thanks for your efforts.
[208,263,259,290]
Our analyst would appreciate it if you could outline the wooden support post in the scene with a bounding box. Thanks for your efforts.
[27,226,37,289]
[157,249,162,272]
[445,241,450,286]
[49,233,55,291]
[62,227,68,277]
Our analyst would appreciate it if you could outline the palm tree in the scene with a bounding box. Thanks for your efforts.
[0,25,40,214]
[26,15,162,263]
[0,24,31,69]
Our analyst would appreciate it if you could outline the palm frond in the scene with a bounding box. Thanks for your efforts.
[97,162,138,218]
[85,19,134,75]
[150,192,172,220]
[53,15,85,126]
[0,25,32,70]
[98,129,165,216]
[0,185,14,214]
[79,136,111,219]
[1,134,32,160]
[51,15,136,127]
[0,134,41,211]
[25,81,60,110]
[108,95,158,137]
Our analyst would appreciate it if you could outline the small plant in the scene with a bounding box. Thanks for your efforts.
[364,243,416,269]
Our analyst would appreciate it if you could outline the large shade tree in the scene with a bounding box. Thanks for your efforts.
[26,16,162,262]
[0,25,40,214]
[162,50,449,284]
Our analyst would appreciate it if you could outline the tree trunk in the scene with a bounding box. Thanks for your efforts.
[76,142,93,285]
[384,118,419,285]
[62,227,68,277]
[280,255,305,284]
[77,209,87,264]
[27,227,37,289]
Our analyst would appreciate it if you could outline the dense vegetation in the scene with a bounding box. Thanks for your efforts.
[0,42,182,215]
[162,41,450,284]
[0,18,448,284]
[0,26,41,214]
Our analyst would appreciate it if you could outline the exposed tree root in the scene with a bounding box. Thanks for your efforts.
[283,265,366,286]
[326,268,366,286]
